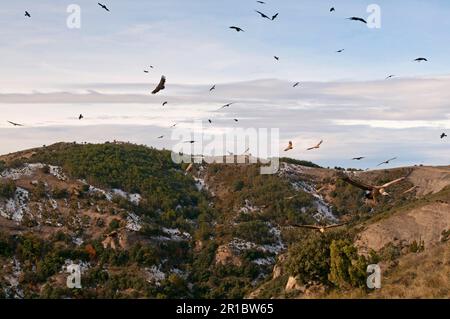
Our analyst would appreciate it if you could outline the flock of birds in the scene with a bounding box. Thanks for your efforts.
[7,2,450,233]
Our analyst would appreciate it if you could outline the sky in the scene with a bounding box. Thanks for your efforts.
[0,0,449,169]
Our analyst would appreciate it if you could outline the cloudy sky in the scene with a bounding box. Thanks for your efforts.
[0,0,449,169]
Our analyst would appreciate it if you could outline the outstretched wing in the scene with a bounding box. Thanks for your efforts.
[324,223,347,230]
[340,175,373,191]
[152,76,166,94]
[380,176,406,188]
[292,224,321,230]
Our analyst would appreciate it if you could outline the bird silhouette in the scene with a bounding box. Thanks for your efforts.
[162,101,168,106]
[157,135,164,139]
[330,7,335,12]
[234,119,239,122]
[208,119,212,123]
[210,85,216,92]
[7,121,24,127]
[293,82,300,87]
[144,70,149,73]
[25,11,31,18]
[292,223,347,234]
[256,1,266,4]
[272,13,279,20]
[184,140,196,144]
[336,49,345,53]
[441,133,448,139]
[274,56,279,61]
[340,173,409,204]
[307,140,323,150]
[230,26,244,32]
[414,57,428,62]
[352,157,365,160]
[284,141,293,152]
[347,17,367,24]
[255,10,271,20]
[78,114,84,120]
[152,76,166,94]
[377,157,397,166]
[98,3,110,12]
[218,102,234,110]
[385,75,396,80]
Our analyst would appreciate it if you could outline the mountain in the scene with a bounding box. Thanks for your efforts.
[0,142,448,299]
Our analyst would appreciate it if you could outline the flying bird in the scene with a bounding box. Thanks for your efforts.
[162,101,168,106]
[340,174,409,204]
[25,11,31,18]
[284,141,293,152]
[7,121,24,127]
[144,70,149,73]
[293,82,300,87]
[98,3,110,12]
[441,133,448,139]
[184,140,196,144]
[255,10,271,20]
[256,1,266,4]
[347,17,367,24]
[233,119,239,122]
[209,85,216,92]
[414,57,428,62]
[385,75,396,80]
[151,76,166,94]
[170,123,177,128]
[230,26,244,32]
[292,223,347,234]
[330,7,335,12]
[352,157,365,160]
[377,157,397,166]
[157,135,164,139]
[78,114,84,120]
[208,119,212,123]
[336,49,345,53]
[307,140,323,151]
[272,13,279,20]
[218,102,234,110]
[274,56,279,61]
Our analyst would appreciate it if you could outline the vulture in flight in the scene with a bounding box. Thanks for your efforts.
[218,102,234,110]
[162,101,168,106]
[7,121,24,127]
[352,157,365,160]
[307,140,323,151]
[230,26,244,32]
[441,133,447,139]
[414,57,428,62]
[98,3,110,12]
[157,135,164,139]
[272,13,279,20]
[209,85,216,92]
[377,157,397,166]
[385,74,396,80]
[293,82,300,87]
[257,1,266,4]
[255,10,271,20]
[292,223,347,234]
[152,76,166,94]
[340,173,409,204]
[330,7,335,12]
[78,114,84,120]
[274,56,279,61]
[336,49,345,53]
[284,141,293,152]
[347,17,367,24]
[25,11,31,18]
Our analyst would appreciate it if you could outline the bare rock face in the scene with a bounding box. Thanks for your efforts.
[285,276,304,292]
[356,202,450,255]
[215,244,242,267]
[272,254,287,279]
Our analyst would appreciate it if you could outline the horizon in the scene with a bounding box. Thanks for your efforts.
[0,0,449,169]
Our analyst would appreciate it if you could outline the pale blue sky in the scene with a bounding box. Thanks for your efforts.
[0,1,449,169]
